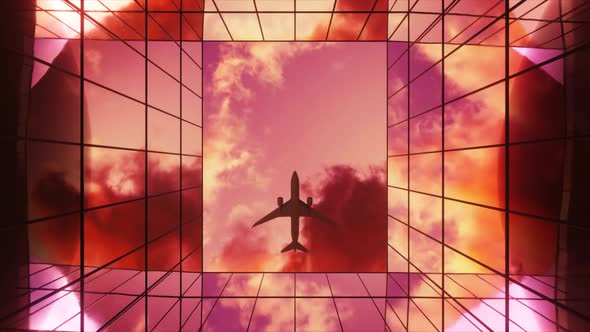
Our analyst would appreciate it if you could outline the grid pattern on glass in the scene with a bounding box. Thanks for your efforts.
[5,267,583,331]
[2,0,203,330]
[1,0,589,330]
[201,0,389,41]
[387,0,590,331]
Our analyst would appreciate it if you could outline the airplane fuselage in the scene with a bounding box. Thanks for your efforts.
[291,216,300,244]
[289,172,301,244]
[291,170,300,200]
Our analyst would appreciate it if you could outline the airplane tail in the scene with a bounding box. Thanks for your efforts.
[281,241,308,253]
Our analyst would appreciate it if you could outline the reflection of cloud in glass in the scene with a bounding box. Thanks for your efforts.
[447,278,546,331]
[18,0,582,329]
[26,265,99,331]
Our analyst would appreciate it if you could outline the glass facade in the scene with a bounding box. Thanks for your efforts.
[1,0,589,330]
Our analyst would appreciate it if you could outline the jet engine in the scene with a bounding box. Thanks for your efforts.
[277,197,284,207]
[306,197,313,207]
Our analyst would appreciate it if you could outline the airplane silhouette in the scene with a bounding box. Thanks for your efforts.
[252,171,336,253]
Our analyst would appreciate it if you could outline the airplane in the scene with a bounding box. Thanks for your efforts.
[251,171,336,253]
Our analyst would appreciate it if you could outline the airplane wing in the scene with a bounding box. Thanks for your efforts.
[252,200,293,228]
[299,200,335,225]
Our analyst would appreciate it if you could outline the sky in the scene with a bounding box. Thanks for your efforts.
[202,41,387,272]
[23,0,570,330]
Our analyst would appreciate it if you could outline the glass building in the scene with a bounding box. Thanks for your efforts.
[1,0,589,331]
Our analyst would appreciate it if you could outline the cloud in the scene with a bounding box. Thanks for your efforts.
[29,145,202,271]
[385,24,564,326]
[202,42,332,266]
[281,165,387,272]
[214,221,270,271]
[211,164,387,273]
[308,0,388,40]
[203,273,340,332]
[31,171,80,217]
[210,42,327,101]
[204,43,312,202]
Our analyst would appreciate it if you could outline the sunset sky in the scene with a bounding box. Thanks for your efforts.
[22,0,571,330]
[203,41,386,272]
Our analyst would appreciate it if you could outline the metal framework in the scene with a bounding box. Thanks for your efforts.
[1,0,589,331]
